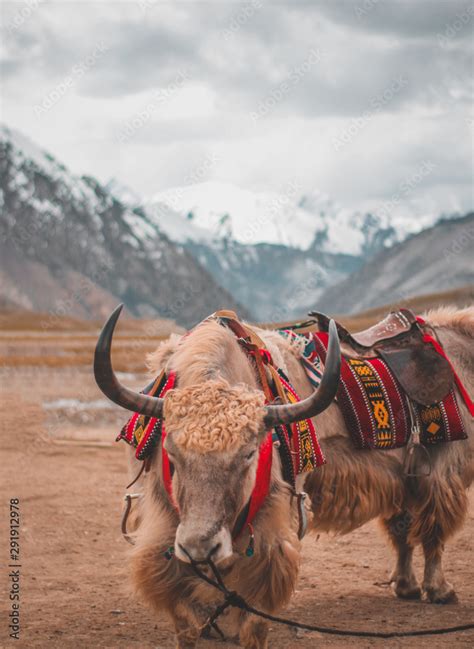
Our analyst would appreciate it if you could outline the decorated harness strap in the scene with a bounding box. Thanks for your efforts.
[117,370,176,460]
[117,320,326,538]
[276,370,325,475]
[416,316,474,417]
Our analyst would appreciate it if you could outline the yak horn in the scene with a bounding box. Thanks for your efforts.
[94,304,165,418]
[263,319,340,428]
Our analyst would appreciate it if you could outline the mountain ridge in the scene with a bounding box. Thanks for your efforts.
[2,124,470,325]
[0,125,248,326]
[108,178,465,320]
[145,179,441,257]
[315,213,474,314]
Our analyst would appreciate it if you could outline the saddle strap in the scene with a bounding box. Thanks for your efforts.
[417,317,474,416]
[213,310,279,402]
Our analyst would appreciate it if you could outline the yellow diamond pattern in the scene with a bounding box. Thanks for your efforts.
[427,422,440,435]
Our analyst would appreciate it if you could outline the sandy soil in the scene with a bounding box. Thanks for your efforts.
[0,364,473,649]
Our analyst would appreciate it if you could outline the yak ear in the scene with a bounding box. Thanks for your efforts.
[147,334,181,375]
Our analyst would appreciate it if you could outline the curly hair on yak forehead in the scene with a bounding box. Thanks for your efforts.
[163,379,266,453]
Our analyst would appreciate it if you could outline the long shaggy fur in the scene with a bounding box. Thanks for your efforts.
[305,436,405,533]
[130,454,300,644]
[407,471,469,555]
[423,305,474,338]
[147,333,182,373]
[168,320,256,386]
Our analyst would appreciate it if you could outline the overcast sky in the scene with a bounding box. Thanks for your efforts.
[1,0,473,220]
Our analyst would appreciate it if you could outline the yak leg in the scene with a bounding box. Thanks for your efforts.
[421,538,457,604]
[382,511,421,600]
[170,602,201,649]
[409,471,468,604]
[239,614,269,649]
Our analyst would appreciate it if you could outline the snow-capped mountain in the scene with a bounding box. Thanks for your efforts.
[146,181,440,257]
[104,179,364,318]
[105,176,463,320]
[105,177,142,207]
[103,178,450,320]
[0,125,247,325]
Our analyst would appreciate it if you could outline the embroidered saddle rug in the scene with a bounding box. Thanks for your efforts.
[280,328,467,451]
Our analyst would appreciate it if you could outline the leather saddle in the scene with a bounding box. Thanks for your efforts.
[308,308,454,406]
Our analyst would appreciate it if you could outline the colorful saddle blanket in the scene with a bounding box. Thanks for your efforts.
[280,329,467,450]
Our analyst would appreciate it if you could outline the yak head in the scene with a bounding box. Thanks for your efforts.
[162,379,266,563]
[94,304,340,564]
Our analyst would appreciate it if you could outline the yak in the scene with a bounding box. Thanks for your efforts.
[94,305,473,649]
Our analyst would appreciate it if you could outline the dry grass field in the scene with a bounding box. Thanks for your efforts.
[0,289,473,648]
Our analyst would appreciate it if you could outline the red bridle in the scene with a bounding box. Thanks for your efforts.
[159,371,274,539]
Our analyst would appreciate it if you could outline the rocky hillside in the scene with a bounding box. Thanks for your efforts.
[185,237,360,322]
[0,126,247,327]
[315,213,474,314]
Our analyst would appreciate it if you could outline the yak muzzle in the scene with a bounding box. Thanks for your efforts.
[175,524,233,564]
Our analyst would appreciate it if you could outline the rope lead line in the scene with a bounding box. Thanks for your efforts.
[186,554,474,639]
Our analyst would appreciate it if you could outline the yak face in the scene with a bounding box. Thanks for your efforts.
[163,379,266,564]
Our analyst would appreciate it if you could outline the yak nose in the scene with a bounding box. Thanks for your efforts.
[175,525,233,564]
[177,540,221,563]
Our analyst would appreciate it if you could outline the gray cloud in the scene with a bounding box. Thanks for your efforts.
[0,0,472,217]
[299,0,471,35]
[2,1,472,115]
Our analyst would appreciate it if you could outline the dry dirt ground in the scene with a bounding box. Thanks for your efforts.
[1,347,473,648]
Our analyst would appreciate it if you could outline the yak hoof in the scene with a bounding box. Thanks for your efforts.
[392,578,422,600]
[423,583,458,604]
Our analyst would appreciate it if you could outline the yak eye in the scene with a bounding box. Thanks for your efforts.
[245,450,256,461]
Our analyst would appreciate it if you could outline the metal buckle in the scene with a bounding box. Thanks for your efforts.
[295,491,308,540]
[405,401,431,477]
[121,493,142,545]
